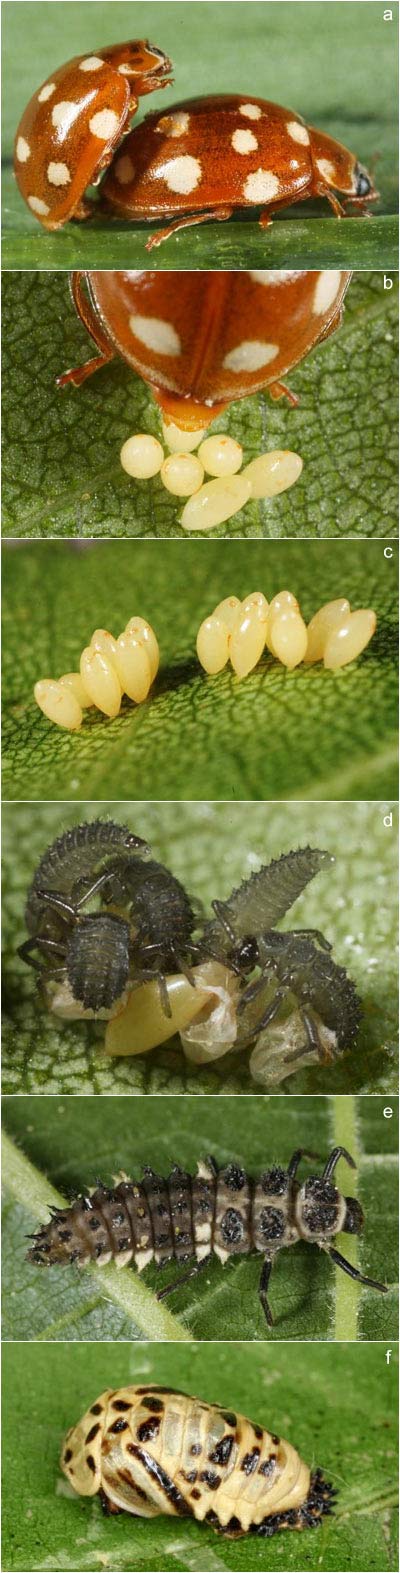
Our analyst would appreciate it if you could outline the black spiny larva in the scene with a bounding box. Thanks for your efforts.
[18,818,198,1016]
[27,1146,387,1326]
[202,846,361,1061]
[60,1383,336,1536]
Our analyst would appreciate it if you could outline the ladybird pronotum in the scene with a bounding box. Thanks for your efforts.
[14,42,172,229]
[60,1382,335,1536]
[27,1146,387,1322]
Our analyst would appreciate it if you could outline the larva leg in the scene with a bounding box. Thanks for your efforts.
[157,1252,212,1301]
[287,1148,320,1179]
[18,935,66,969]
[258,1256,274,1326]
[34,888,76,921]
[248,985,288,1034]
[321,1146,356,1182]
[290,926,332,952]
[211,899,237,944]
[328,1245,388,1295]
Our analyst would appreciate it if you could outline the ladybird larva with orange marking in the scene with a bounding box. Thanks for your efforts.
[34,679,83,731]
[60,1384,335,1537]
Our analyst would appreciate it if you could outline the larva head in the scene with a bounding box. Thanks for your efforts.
[14,42,171,231]
[61,1390,112,1495]
[296,1175,352,1243]
[309,124,378,204]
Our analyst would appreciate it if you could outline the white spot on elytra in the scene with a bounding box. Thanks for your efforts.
[156,111,190,138]
[243,169,279,203]
[114,154,135,185]
[248,270,301,284]
[223,340,279,372]
[51,100,80,135]
[232,128,258,154]
[156,154,201,194]
[129,314,181,356]
[313,270,342,314]
[89,108,120,140]
[286,120,310,146]
[316,157,336,183]
[28,195,50,216]
[16,136,31,162]
[239,103,262,120]
[79,56,105,71]
[37,82,56,103]
[47,161,71,186]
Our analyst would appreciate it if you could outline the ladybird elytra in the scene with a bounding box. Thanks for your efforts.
[101,93,378,247]
[60,1383,335,1536]
[58,269,352,433]
[14,42,172,230]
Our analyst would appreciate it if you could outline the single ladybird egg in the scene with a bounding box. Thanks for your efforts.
[304,599,351,664]
[229,605,267,679]
[59,672,93,708]
[268,609,308,669]
[90,628,118,659]
[124,617,159,681]
[240,590,269,623]
[198,435,243,476]
[114,633,152,702]
[160,453,204,496]
[213,595,242,629]
[196,614,230,674]
[80,648,122,718]
[162,419,206,452]
[104,963,231,1056]
[34,679,82,731]
[265,590,299,651]
[181,474,252,531]
[120,433,164,479]
[323,609,376,669]
[242,450,303,499]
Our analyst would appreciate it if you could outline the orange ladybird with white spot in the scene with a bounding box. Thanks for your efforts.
[13,41,172,229]
[58,268,352,431]
[102,93,378,247]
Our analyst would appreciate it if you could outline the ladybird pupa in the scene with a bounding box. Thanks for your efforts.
[60,1383,335,1537]
[242,449,303,499]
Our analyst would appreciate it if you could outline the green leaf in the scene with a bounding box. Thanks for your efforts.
[2,540,398,802]
[2,1340,398,1572]
[2,272,398,539]
[2,1,398,270]
[2,1095,398,1343]
[2,799,397,1095]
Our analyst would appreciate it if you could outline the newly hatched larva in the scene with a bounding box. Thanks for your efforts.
[34,615,159,730]
[60,1382,335,1537]
[28,1147,387,1328]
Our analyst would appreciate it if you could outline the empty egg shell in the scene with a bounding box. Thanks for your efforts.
[104,962,236,1057]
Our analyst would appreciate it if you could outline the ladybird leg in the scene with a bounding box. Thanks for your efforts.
[99,1488,124,1516]
[211,899,237,945]
[74,871,116,909]
[321,1147,356,1182]
[145,206,234,252]
[259,1256,274,1326]
[258,209,274,230]
[33,888,77,922]
[282,1009,327,1064]
[249,985,288,1033]
[327,1245,388,1294]
[57,272,116,389]
[172,951,196,987]
[290,927,332,953]
[157,1252,213,1301]
[313,183,346,217]
[237,969,275,1014]
[268,380,299,407]
[129,966,172,1019]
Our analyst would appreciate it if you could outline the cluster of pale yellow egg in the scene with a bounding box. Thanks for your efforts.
[196,591,377,679]
[34,618,159,731]
[120,426,303,530]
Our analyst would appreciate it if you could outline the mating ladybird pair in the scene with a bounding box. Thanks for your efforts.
[197,591,377,677]
[34,616,159,731]
[14,41,377,244]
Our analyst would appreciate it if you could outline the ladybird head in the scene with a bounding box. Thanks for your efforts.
[61,1391,112,1495]
[101,40,172,92]
[309,125,378,202]
[342,1196,364,1234]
